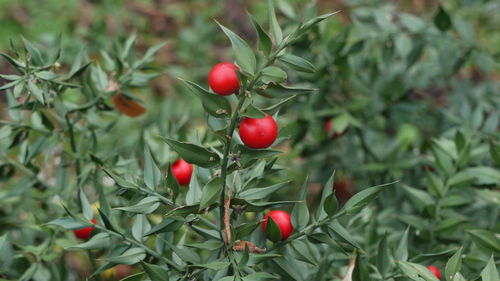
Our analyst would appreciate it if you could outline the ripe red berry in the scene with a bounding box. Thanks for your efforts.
[73,219,96,240]
[427,265,441,280]
[325,119,348,138]
[261,210,293,240]
[239,114,278,149]
[172,158,193,186]
[208,62,240,96]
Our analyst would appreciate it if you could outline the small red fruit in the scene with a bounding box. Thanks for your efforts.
[73,219,96,240]
[427,265,441,280]
[325,119,348,138]
[114,264,133,280]
[261,210,293,240]
[172,158,193,186]
[239,114,278,149]
[208,62,240,96]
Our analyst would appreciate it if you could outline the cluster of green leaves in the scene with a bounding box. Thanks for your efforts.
[263,1,500,280]
[0,0,499,281]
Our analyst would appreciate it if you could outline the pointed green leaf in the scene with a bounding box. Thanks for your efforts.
[199,177,224,211]
[161,137,220,168]
[445,247,463,281]
[181,79,232,117]
[279,54,315,73]
[217,23,256,75]
[265,216,282,242]
[105,248,146,265]
[249,14,272,56]
[481,255,499,281]
[116,197,160,214]
[144,146,162,190]
[268,0,283,44]
[141,262,169,281]
[343,182,395,213]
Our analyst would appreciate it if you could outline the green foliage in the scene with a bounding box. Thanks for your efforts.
[0,1,498,281]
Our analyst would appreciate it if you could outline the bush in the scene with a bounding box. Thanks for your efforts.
[0,1,498,281]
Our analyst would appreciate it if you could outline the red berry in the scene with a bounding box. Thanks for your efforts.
[261,210,293,240]
[208,62,240,96]
[73,219,96,240]
[172,158,193,186]
[239,114,278,149]
[325,119,348,138]
[427,265,441,280]
[115,264,133,280]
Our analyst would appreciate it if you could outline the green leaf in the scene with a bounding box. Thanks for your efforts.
[279,54,315,73]
[141,262,169,281]
[398,261,440,281]
[193,261,231,270]
[297,12,339,35]
[489,139,500,166]
[327,220,361,249]
[239,181,289,201]
[235,222,260,239]
[402,184,435,211]
[35,71,59,81]
[116,197,160,214]
[145,218,183,236]
[180,79,232,117]
[290,239,318,266]
[238,244,250,269]
[396,227,409,261]
[445,247,463,281]
[161,137,220,168]
[166,165,180,202]
[463,167,500,185]
[265,216,282,242]
[186,240,224,251]
[0,234,7,250]
[342,182,395,213]
[434,5,452,32]
[316,170,335,220]
[481,255,499,281]
[249,14,272,56]
[467,229,500,252]
[105,248,146,265]
[261,66,287,83]
[47,217,87,230]
[134,41,167,68]
[68,233,111,250]
[242,272,278,281]
[21,36,43,66]
[241,103,266,119]
[144,146,162,190]
[377,235,391,277]
[27,80,45,104]
[323,193,338,217]
[164,239,200,264]
[425,172,444,197]
[199,177,224,211]
[268,0,283,44]
[132,215,151,242]
[79,190,94,221]
[256,83,317,98]
[217,23,256,75]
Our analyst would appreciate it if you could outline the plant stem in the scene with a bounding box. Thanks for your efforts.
[217,48,285,252]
